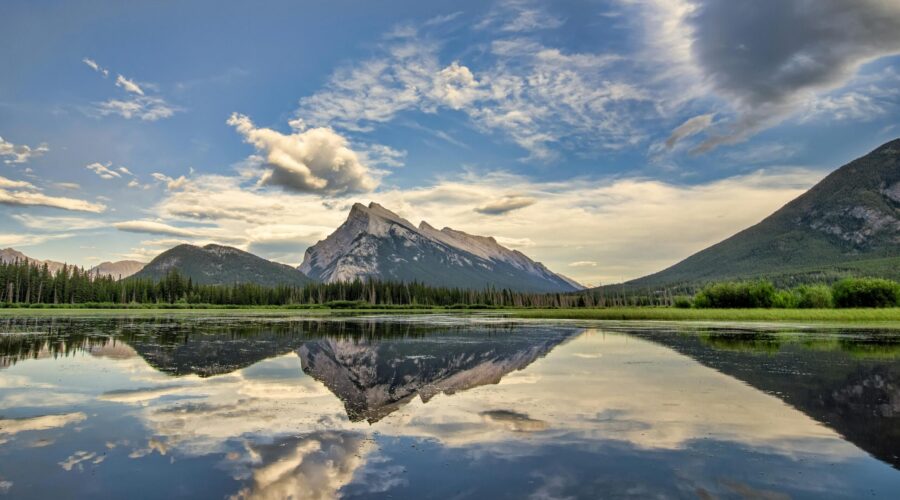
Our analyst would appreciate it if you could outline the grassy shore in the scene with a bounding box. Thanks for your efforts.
[0,305,897,324]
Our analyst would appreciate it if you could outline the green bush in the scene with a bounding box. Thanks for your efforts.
[672,296,693,309]
[832,278,900,308]
[772,290,798,309]
[793,284,833,309]
[693,280,777,308]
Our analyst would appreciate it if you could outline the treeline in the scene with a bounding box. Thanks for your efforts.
[2,259,898,309]
[0,259,614,308]
[687,278,900,309]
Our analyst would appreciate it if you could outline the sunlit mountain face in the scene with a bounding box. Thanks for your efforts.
[1,316,900,498]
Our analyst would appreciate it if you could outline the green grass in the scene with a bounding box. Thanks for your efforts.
[0,305,897,325]
[506,307,900,323]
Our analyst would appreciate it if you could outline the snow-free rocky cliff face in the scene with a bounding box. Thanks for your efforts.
[299,202,582,292]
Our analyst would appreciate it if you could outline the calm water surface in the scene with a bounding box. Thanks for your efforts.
[1,315,899,499]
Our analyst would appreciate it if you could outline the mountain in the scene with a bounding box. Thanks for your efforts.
[131,243,314,287]
[627,138,900,288]
[88,260,145,280]
[298,328,574,423]
[0,247,67,274]
[299,202,581,292]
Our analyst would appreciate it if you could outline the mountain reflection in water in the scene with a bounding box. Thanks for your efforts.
[1,315,899,499]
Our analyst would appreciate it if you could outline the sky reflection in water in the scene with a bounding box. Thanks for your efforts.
[0,315,899,499]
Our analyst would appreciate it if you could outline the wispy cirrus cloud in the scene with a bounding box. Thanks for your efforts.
[84,57,180,121]
[0,136,48,164]
[0,175,106,213]
[297,25,646,161]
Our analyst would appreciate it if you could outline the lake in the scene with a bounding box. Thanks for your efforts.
[1,314,899,499]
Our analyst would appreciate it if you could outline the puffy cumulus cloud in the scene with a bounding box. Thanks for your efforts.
[475,196,536,215]
[85,162,121,179]
[297,29,645,161]
[430,61,486,110]
[0,136,48,164]
[0,175,106,213]
[146,166,823,285]
[228,113,379,195]
[629,0,900,152]
[115,74,144,95]
[231,433,371,500]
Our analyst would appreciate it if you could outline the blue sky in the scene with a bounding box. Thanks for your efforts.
[2,0,899,285]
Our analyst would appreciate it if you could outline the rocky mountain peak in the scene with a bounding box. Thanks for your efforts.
[299,203,582,292]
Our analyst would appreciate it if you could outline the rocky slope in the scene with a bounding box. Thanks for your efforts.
[299,202,581,292]
[627,138,900,287]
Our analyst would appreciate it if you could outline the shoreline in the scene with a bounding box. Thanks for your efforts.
[0,306,898,325]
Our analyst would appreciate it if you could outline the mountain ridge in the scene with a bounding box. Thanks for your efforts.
[624,138,900,288]
[299,202,581,292]
[132,243,314,287]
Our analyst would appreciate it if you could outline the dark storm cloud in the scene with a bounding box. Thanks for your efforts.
[687,0,900,152]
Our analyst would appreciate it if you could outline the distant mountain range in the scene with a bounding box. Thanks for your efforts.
[0,247,68,274]
[299,202,581,292]
[5,138,897,292]
[624,138,900,288]
[131,243,314,287]
[88,260,146,279]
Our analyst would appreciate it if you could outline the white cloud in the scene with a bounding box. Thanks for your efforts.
[0,412,86,436]
[357,143,407,168]
[82,57,109,77]
[0,136,48,164]
[145,165,824,284]
[228,113,379,195]
[151,172,187,190]
[86,162,121,179]
[96,96,179,121]
[85,61,179,121]
[569,261,598,268]
[12,214,105,231]
[477,0,565,33]
[113,220,206,238]
[115,74,145,95]
[297,31,646,161]
[0,175,106,213]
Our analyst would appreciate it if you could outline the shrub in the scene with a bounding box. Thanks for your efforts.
[772,290,798,309]
[693,280,777,308]
[832,278,900,308]
[672,296,693,309]
[793,284,833,309]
